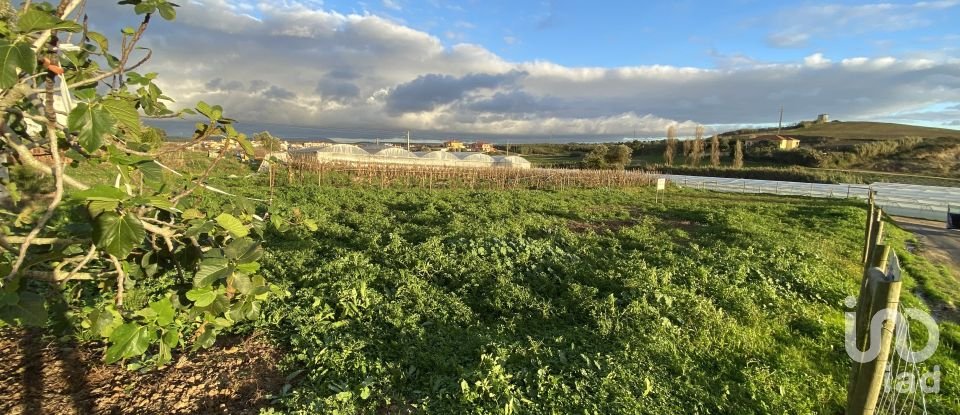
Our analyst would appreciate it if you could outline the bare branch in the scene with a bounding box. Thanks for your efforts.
[30,0,84,54]
[2,135,89,189]
[171,139,231,204]
[5,71,69,280]
[61,244,98,283]
[109,254,125,308]
[22,270,95,282]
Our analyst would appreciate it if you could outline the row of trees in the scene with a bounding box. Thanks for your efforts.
[664,126,743,169]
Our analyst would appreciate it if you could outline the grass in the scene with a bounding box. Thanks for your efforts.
[47,151,960,413]
[191,170,960,414]
[785,121,960,142]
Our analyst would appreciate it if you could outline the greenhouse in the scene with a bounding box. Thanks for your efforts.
[457,152,496,168]
[415,151,463,166]
[363,145,420,165]
[289,144,530,169]
[493,155,532,169]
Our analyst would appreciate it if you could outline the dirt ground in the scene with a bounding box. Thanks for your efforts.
[893,216,960,273]
[0,329,286,415]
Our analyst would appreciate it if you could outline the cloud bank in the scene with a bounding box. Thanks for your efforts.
[86,1,960,137]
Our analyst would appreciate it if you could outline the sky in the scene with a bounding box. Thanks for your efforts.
[83,0,960,140]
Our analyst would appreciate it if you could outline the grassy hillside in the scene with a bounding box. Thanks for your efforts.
[734,121,960,142]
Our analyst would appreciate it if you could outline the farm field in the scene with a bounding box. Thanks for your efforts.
[3,154,959,413]
[204,174,960,413]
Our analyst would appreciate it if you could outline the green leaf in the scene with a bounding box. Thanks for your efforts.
[69,103,117,153]
[158,3,177,20]
[235,262,260,275]
[0,41,36,89]
[235,133,255,156]
[184,220,215,238]
[87,200,119,217]
[72,184,128,202]
[88,305,122,338]
[0,291,47,327]
[193,324,218,350]
[18,9,82,33]
[182,208,205,220]
[87,31,109,51]
[193,257,231,287]
[134,3,156,15]
[215,213,248,238]
[224,238,262,263]
[186,287,218,307]
[101,98,141,132]
[230,274,253,295]
[149,298,176,326]
[105,323,156,364]
[93,212,146,258]
[162,328,180,348]
[136,161,163,184]
[195,101,212,118]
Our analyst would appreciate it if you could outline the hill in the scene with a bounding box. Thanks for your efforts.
[723,121,960,142]
[717,121,960,182]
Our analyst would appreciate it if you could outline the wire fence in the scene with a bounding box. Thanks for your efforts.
[662,174,960,222]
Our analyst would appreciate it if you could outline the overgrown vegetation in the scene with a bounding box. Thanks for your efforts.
[0,1,294,366]
[202,178,958,414]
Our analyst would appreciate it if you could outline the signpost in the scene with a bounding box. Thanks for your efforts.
[656,178,666,204]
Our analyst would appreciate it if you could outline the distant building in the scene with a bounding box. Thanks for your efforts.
[816,114,830,124]
[751,135,800,150]
[444,140,466,151]
[470,142,495,153]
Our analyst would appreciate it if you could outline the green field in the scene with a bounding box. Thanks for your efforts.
[173,169,959,414]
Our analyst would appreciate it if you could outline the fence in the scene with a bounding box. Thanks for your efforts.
[283,161,656,191]
[663,174,960,222]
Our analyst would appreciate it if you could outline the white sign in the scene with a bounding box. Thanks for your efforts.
[656,178,666,191]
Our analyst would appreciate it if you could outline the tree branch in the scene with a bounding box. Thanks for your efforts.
[109,254,125,308]
[171,138,231,204]
[5,69,69,281]
[30,0,84,54]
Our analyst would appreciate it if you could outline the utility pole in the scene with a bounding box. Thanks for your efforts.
[777,106,784,135]
[406,130,410,151]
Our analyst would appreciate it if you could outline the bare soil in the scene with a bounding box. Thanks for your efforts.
[0,329,286,415]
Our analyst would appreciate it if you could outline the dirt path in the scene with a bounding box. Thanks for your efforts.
[0,330,286,415]
[892,216,960,272]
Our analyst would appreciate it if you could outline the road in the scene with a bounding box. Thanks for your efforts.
[892,216,960,272]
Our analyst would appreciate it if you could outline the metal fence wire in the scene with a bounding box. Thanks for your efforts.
[662,174,960,222]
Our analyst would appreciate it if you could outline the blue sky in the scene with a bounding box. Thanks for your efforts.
[91,1,960,139]
[320,0,960,68]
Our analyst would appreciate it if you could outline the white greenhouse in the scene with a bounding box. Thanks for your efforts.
[493,155,532,169]
[289,144,530,169]
[457,152,495,168]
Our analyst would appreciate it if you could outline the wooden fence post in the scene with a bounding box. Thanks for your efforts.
[861,192,877,265]
[847,244,901,415]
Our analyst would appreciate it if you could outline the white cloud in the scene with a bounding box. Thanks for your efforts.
[85,1,960,137]
[803,53,832,69]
